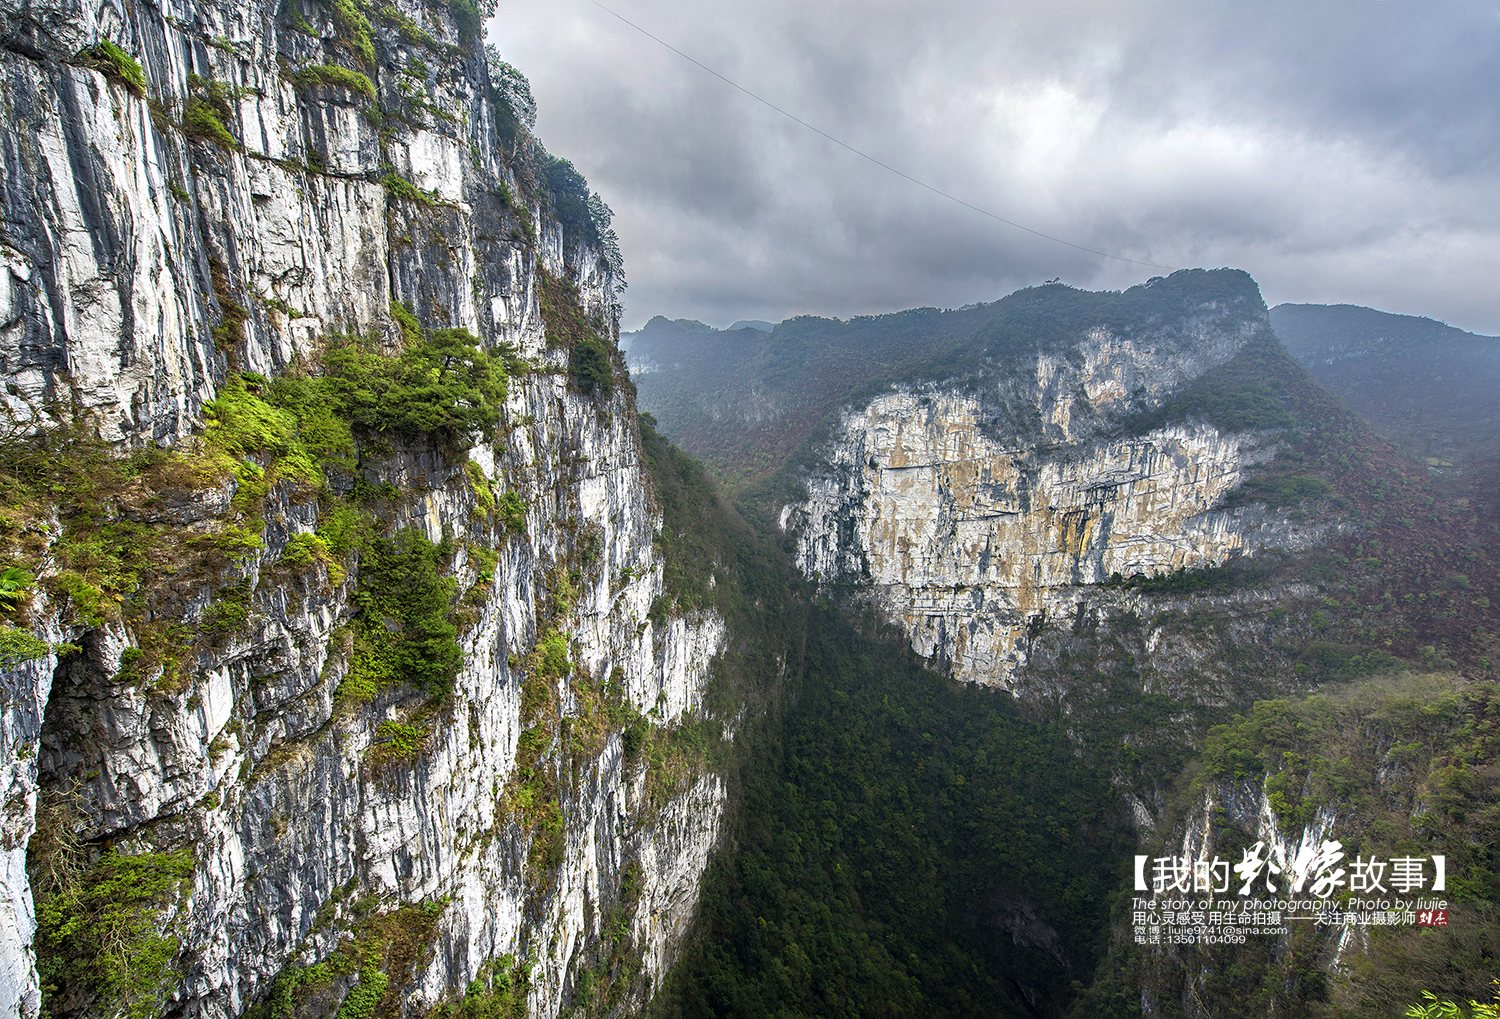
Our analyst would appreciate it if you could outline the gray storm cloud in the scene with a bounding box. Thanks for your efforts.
[488,0,1500,333]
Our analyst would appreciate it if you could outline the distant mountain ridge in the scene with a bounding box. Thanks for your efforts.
[628,269,1266,492]
[1272,302,1500,467]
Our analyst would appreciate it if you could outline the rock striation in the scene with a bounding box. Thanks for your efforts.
[782,279,1338,688]
[0,1,724,1016]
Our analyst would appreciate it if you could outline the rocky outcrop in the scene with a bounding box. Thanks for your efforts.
[0,1,724,1016]
[782,284,1339,688]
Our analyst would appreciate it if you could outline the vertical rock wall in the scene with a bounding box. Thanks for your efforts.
[0,1,726,1015]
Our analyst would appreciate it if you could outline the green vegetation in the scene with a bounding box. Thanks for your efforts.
[0,423,256,633]
[1406,987,1500,1019]
[337,528,460,704]
[569,336,614,396]
[286,1,318,35]
[638,416,752,619]
[497,490,526,533]
[1076,674,1500,1019]
[325,0,375,68]
[0,304,511,823]
[0,623,56,668]
[449,0,482,43]
[183,96,238,149]
[390,298,422,344]
[1196,679,1498,897]
[1109,556,1278,597]
[429,955,531,1018]
[78,39,147,96]
[1126,333,1295,434]
[543,156,591,240]
[181,76,256,152]
[209,257,250,351]
[486,49,537,152]
[204,373,345,486]
[0,564,33,612]
[382,171,436,206]
[570,863,645,1016]
[1229,471,1332,507]
[208,315,509,466]
[374,4,439,48]
[649,604,1133,1019]
[246,900,445,1019]
[1272,303,1500,468]
[367,718,431,766]
[32,842,195,1019]
[290,63,377,101]
[318,328,508,449]
[537,268,609,352]
[278,532,347,584]
[534,265,623,393]
[538,629,568,678]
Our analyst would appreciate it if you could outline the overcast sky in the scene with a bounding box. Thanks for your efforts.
[486,0,1500,334]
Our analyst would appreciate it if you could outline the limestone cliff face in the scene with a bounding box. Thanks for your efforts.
[782,286,1337,688]
[0,1,723,1016]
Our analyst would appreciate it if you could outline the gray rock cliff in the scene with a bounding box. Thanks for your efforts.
[780,281,1345,688]
[0,1,725,1016]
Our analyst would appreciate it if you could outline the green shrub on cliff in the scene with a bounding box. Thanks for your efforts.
[78,39,147,96]
[434,955,531,1018]
[381,172,436,206]
[33,846,195,1019]
[448,0,481,44]
[290,63,377,101]
[569,336,614,396]
[337,528,460,703]
[325,0,375,68]
[320,328,508,449]
[0,623,54,668]
[183,96,238,149]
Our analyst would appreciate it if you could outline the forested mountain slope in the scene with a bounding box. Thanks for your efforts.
[636,271,1500,1018]
[1271,303,1500,469]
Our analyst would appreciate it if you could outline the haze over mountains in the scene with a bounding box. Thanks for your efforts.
[627,292,1500,490]
[1271,303,1500,468]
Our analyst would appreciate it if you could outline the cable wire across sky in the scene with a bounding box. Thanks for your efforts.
[584,0,1181,273]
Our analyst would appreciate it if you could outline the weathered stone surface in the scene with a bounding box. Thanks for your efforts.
[783,310,1339,688]
[0,1,722,1016]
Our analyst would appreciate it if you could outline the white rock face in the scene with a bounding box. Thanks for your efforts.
[0,2,724,1017]
[784,319,1336,688]
[0,632,64,1019]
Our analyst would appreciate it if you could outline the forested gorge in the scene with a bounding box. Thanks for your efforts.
[636,420,1132,1019]
[629,273,1500,1018]
[1,0,1497,1011]
[647,610,1133,1019]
